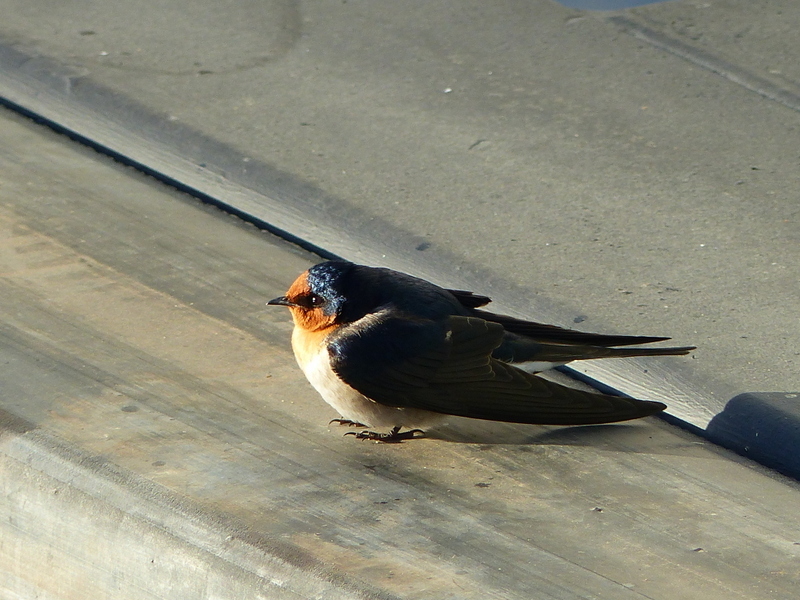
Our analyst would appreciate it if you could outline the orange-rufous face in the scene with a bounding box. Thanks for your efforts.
[283,271,338,333]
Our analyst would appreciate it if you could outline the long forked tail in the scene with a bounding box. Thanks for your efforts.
[474,308,691,348]
[496,338,695,366]
[559,344,696,361]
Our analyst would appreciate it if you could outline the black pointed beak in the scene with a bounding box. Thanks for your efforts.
[267,295,295,307]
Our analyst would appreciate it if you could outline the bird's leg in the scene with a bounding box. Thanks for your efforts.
[344,425,425,443]
[329,418,367,428]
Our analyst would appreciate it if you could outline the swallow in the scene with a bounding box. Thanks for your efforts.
[268,261,695,442]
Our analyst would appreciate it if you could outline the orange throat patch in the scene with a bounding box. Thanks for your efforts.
[291,324,336,368]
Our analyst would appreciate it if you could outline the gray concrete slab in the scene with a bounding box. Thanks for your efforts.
[633,0,800,88]
[1,0,798,438]
[2,107,800,599]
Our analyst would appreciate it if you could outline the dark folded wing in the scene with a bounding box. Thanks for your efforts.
[329,314,665,425]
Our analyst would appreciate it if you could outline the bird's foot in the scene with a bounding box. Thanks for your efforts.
[329,418,368,428]
[344,425,425,443]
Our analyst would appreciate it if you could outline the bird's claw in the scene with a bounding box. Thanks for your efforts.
[344,426,425,443]
[329,418,367,428]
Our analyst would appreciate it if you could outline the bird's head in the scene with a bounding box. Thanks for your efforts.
[269,260,465,331]
[268,261,354,331]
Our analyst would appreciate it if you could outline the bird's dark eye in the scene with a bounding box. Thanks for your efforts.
[292,292,325,309]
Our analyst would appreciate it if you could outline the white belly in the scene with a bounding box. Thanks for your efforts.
[296,345,444,430]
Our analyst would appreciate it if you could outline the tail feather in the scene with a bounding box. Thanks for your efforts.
[542,344,696,362]
[474,309,675,347]
[496,338,695,365]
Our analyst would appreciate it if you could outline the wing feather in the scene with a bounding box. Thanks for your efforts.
[329,314,665,425]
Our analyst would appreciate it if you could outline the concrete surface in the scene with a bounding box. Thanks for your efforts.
[706,391,800,478]
[1,0,798,437]
[2,107,800,599]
